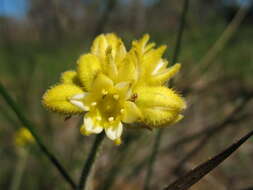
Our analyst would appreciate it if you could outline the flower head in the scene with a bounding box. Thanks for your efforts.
[42,34,186,145]
[14,128,34,147]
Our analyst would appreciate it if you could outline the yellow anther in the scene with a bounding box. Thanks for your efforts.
[113,94,119,100]
[102,89,108,95]
[108,117,114,122]
[114,138,122,145]
[91,102,97,106]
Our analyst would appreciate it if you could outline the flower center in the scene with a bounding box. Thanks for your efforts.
[97,93,122,121]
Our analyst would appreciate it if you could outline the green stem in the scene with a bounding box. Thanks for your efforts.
[77,132,105,190]
[143,129,163,190]
[0,82,76,189]
[172,0,189,64]
[10,148,28,190]
[143,0,189,189]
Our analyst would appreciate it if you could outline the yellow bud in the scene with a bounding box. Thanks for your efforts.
[15,128,34,147]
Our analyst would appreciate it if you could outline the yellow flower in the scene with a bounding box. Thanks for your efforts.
[42,33,186,144]
[14,128,34,147]
[131,34,181,86]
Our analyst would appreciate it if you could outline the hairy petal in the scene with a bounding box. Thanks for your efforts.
[77,53,102,91]
[91,33,126,62]
[42,84,85,114]
[134,86,186,126]
[150,63,181,85]
[60,70,80,85]
[122,101,142,123]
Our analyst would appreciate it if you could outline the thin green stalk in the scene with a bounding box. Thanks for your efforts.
[189,5,250,82]
[100,134,137,190]
[143,129,163,190]
[143,0,189,189]
[77,132,105,190]
[10,148,28,190]
[172,0,189,64]
[0,82,76,189]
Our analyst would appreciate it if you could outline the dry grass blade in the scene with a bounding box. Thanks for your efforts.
[163,129,253,190]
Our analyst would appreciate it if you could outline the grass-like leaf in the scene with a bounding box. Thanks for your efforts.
[163,129,253,190]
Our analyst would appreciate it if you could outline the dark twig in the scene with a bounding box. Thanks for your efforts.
[240,187,253,190]
[143,1,189,189]
[172,96,252,175]
[163,129,253,190]
[126,95,251,181]
[77,132,105,190]
[0,82,76,189]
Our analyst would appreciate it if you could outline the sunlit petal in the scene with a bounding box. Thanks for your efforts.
[122,101,142,123]
[105,122,123,140]
[77,53,102,91]
[80,115,103,135]
[42,84,85,114]
[135,86,186,125]
[60,70,80,85]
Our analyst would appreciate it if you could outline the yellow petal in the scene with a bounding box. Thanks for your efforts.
[104,49,118,81]
[69,93,89,111]
[115,82,132,100]
[144,45,167,72]
[91,33,126,62]
[117,55,138,83]
[132,34,150,54]
[122,101,142,123]
[42,84,85,114]
[105,122,123,140]
[92,73,114,93]
[80,115,103,135]
[77,53,102,91]
[60,70,80,85]
[91,34,108,57]
[150,63,181,85]
[134,86,186,126]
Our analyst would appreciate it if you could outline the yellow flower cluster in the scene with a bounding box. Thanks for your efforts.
[42,34,186,144]
[14,128,34,147]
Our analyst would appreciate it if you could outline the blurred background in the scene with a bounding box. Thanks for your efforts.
[0,0,253,189]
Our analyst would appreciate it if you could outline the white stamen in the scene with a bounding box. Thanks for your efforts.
[108,117,114,122]
[91,102,97,106]
[102,89,108,95]
[113,94,119,100]
[69,100,89,111]
[71,93,87,100]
